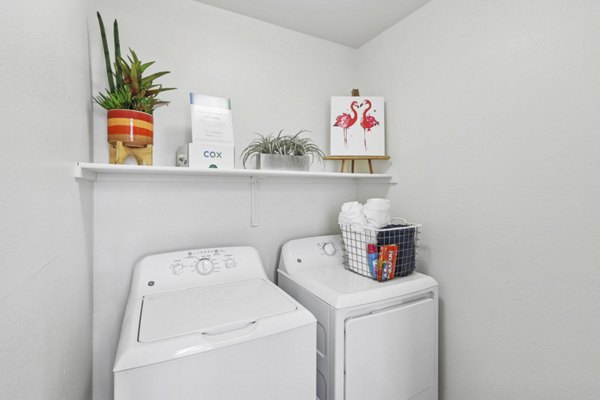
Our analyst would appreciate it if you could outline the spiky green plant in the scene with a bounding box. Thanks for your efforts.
[241,130,324,168]
[94,87,132,110]
[94,12,174,114]
[97,12,115,92]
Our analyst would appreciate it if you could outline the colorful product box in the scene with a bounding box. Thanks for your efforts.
[367,244,378,279]
[377,244,398,281]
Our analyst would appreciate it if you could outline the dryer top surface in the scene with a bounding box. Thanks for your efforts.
[279,235,438,309]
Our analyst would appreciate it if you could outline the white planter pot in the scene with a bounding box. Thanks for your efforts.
[257,154,310,171]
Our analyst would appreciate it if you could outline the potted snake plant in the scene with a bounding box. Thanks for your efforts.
[94,12,174,163]
[241,130,324,171]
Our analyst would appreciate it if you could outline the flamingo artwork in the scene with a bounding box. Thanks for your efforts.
[333,100,360,147]
[360,99,380,151]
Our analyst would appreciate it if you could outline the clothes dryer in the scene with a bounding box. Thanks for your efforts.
[115,246,316,400]
[278,235,438,400]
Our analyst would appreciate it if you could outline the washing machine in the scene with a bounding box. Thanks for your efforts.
[278,235,439,400]
[114,246,316,400]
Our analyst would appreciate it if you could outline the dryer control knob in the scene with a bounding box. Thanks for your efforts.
[323,242,336,256]
[195,258,214,275]
[225,259,236,268]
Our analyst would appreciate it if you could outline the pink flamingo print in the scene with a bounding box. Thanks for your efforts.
[333,100,360,147]
[360,99,380,150]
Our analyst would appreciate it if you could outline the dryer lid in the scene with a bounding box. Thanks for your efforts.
[138,279,297,342]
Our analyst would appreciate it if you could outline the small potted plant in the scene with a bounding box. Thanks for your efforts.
[241,130,324,171]
[94,12,174,165]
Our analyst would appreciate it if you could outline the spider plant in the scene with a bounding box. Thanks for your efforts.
[241,130,325,168]
[94,12,174,114]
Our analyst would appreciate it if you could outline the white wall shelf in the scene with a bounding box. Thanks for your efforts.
[74,162,395,183]
[75,163,395,227]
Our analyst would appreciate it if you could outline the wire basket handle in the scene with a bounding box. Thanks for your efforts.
[376,217,422,232]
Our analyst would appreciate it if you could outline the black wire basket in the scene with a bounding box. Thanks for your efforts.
[339,218,421,281]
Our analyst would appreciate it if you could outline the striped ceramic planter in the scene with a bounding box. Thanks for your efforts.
[107,109,153,148]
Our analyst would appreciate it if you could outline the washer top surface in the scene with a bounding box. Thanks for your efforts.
[278,235,438,309]
[139,278,297,342]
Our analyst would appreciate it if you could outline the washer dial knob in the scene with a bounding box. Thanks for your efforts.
[323,242,336,256]
[225,258,236,268]
[195,258,214,275]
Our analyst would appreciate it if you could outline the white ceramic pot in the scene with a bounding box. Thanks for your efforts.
[257,154,310,171]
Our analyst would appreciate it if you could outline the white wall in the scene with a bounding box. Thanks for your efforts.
[0,0,93,399]
[91,0,358,167]
[89,1,389,399]
[358,1,600,399]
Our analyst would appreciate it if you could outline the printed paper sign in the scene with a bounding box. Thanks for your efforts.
[191,104,234,144]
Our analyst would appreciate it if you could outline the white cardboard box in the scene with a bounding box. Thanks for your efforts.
[176,143,235,169]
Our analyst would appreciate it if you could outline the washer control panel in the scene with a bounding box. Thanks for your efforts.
[169,248,239,277]
[134,246,264,295]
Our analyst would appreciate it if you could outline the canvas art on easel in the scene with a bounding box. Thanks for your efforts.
[330,96,385,156]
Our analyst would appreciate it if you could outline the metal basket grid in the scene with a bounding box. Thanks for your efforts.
[339,220,421,281]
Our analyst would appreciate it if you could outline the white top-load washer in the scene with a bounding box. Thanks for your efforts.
[278,235,439,400]
[114,246,316,400]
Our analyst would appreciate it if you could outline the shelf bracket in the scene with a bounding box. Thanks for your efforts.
[74,164,97,181]
[250,176,259,227]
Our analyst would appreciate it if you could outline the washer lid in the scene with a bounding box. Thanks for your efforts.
[138,279,297,342]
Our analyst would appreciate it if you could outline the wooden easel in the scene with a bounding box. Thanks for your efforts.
[326,89,390,174]
[109,141,153,165]
[323,155,390,173]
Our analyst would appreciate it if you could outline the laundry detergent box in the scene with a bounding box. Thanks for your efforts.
[176,143,234,169]
[377,244,398,281]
